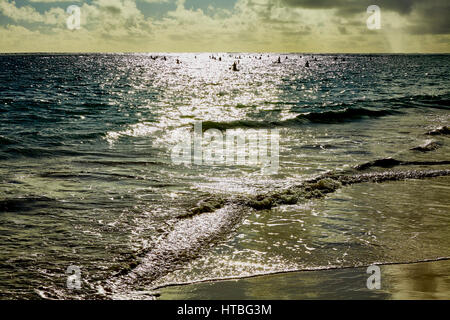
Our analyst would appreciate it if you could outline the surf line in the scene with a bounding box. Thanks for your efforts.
[151,256,450,292]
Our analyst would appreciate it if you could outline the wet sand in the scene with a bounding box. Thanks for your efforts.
[158,259,450,300]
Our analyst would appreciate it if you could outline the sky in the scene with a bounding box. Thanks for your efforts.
[0,0,449,53]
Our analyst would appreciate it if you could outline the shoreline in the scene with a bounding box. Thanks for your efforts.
[157,259,450,300]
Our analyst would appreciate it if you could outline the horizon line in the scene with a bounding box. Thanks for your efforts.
[1,52,449,55]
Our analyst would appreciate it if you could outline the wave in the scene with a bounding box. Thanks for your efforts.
[392,93,450,110]
[201,107,399,130]
[0,135,16,146]
[426,126,450,136]
[73,160,160,166]
[100,166,450,298]
[200,93,450,131]
[149,256,450,292]
[300,107,398,123]
[39,171,160,182]
[103,204,247,297]
[356,158,450,170]
[0,146,84,159]
[0,196,57,213]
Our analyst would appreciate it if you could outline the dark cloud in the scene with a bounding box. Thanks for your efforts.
[281,0,420,14]
[407,3,450,35]
[278,0,450,34]
[281,0,417,15]
[104,6,122,15]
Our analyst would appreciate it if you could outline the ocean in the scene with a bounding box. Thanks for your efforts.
[0,53,449,299]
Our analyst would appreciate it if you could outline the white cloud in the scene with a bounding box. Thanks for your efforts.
[0,0,66,25]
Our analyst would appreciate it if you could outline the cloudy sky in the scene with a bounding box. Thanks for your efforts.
[0,0,449,52]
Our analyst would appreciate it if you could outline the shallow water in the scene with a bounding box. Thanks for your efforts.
[0,53,449,299]
[159,259,450,300]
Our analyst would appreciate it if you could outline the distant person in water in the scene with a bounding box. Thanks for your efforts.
[230,61,238,71]
[277,57,281,63]
[305,61,310,67]
[176,59,181,64]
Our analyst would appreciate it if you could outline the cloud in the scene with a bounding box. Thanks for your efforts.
[281,0,417,15]
[0,0,66,24]
[0,0,448,52]
[28,0,74,3]
[279,0,450,35]
[405,2,450,35]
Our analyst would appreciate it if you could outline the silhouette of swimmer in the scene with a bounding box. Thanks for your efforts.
[230,61,239,71]
[277,57,281,63]
[176,59,181,64]
[305,61,310,67]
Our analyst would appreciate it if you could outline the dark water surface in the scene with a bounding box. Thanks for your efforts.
[0,54,449,299]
